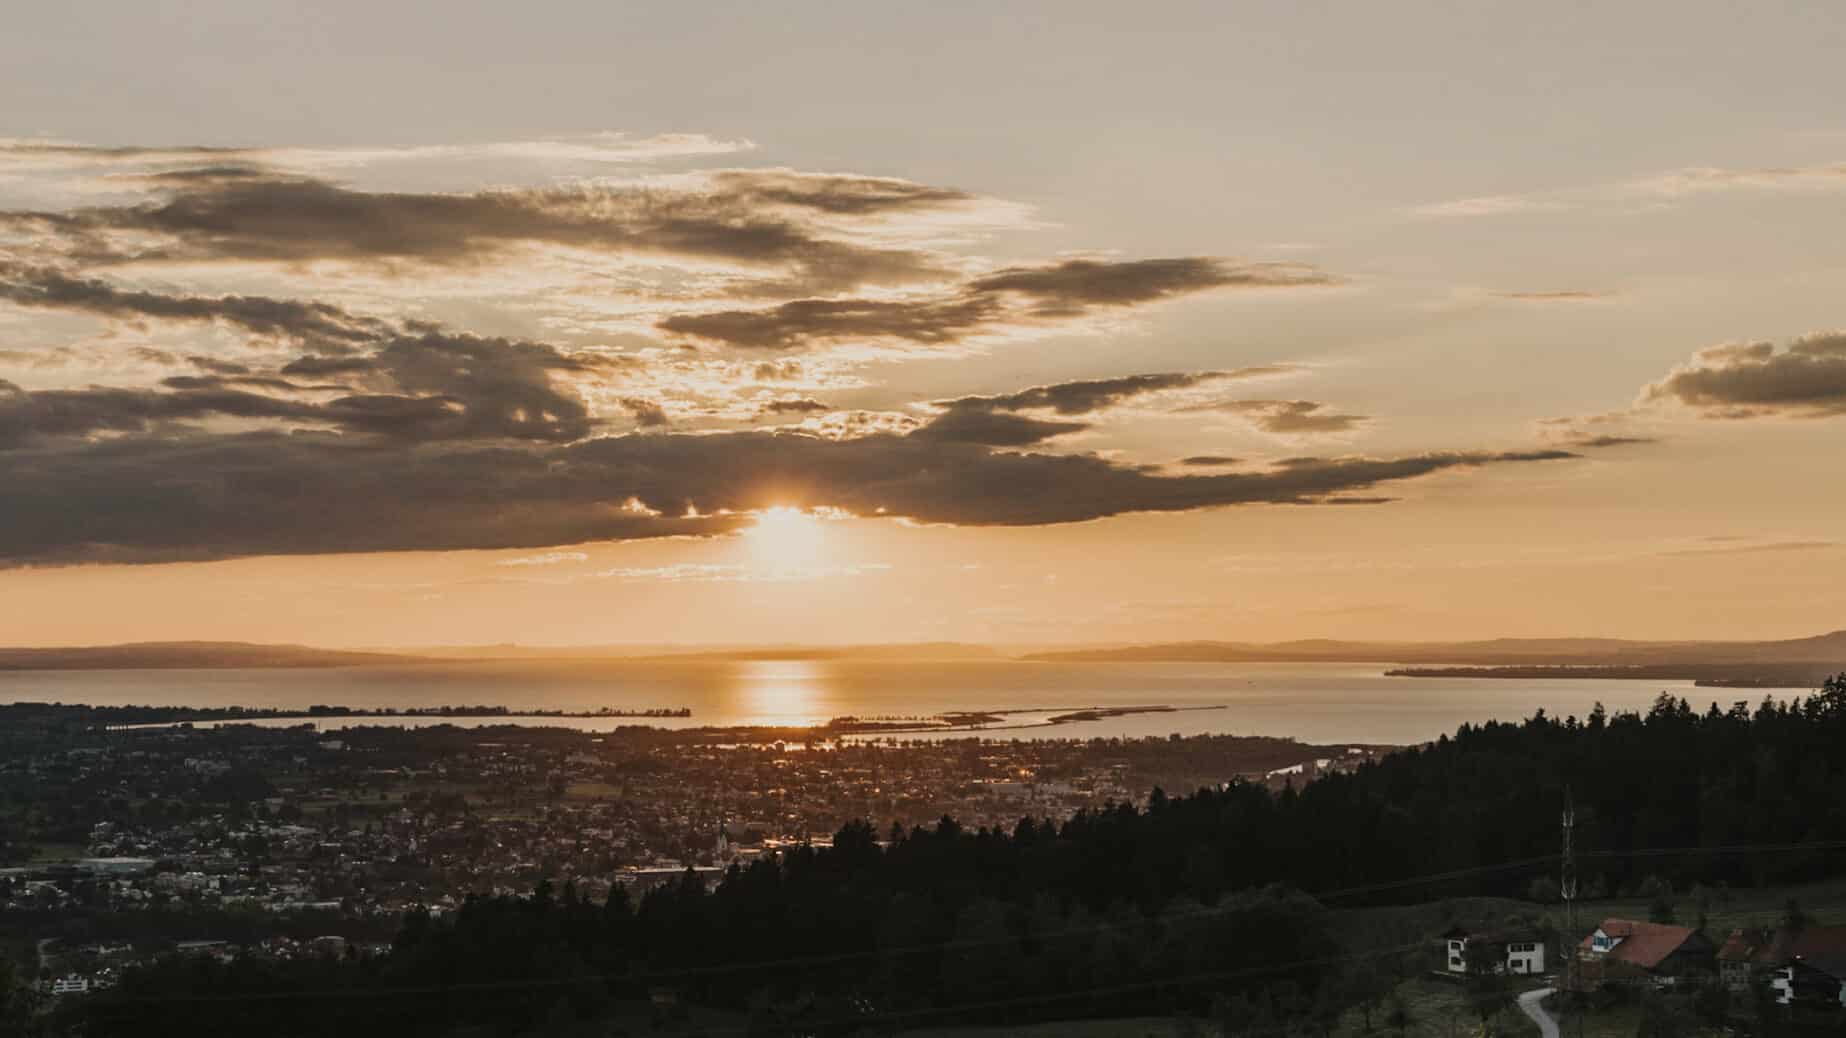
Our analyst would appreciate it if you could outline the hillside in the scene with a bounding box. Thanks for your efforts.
[1024,630,1846,668]
[0,642,430,671]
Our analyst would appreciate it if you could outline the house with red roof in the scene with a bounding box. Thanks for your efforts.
[1576,918,1715,989]
[1715,925,1846,1008]
[1717,926,1783,992]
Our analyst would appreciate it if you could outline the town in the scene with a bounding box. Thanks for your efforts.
[0,703,1383,1000]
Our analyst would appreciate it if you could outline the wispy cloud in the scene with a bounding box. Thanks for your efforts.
[0,133,755,175]
[1183,398,1370,436]
[1491,290,1615,303]
[495,551,589,567]
[1411,159,1846,219]
[1409,194,1572,218]
[1660,540,1836,558]
[596,562,893,583]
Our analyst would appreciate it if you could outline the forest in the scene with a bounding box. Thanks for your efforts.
[34,676,1846,1036]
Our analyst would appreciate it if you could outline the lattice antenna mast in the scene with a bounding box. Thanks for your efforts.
[1561,788,1581,1035]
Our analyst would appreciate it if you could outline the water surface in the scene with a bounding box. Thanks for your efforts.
[1,659,1798,745]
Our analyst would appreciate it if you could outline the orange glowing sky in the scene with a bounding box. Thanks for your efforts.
[2,2,1844,646]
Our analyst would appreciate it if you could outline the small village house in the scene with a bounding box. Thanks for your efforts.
[1772,927,1846,1009]
[1715,925,1846,1008]
[1441,926,1548,976]
[1576,918,1715,989]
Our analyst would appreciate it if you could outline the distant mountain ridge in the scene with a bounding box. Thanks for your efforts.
[0,641,429,671]
[2,632,1841,674]
[1022,630,1846,666]
[0,640,1003,671]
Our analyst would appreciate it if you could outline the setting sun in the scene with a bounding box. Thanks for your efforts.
[743,506,829,572]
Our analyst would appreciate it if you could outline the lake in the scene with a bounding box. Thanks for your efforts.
[0,659,1805,745]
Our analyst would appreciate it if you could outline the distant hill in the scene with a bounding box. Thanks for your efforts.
[0,641,430,671]
[632,642,1004,662]
[0,641,1008,671]
[1024,630,1846,668]
[7,633,1841,677]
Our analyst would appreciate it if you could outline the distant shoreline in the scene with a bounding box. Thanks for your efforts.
[1383,664,1833,688]
[1,635,1838,691]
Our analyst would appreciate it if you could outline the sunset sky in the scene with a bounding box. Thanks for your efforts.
[3,1,1844,647]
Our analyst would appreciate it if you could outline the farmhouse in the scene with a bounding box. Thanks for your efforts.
[1715,924,1846,1007]
[1577,918,1715,988]
[1440,926,1548,976]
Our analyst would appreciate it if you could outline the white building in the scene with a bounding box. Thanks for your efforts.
[51,974,90,996]
[1442,927,1548,976]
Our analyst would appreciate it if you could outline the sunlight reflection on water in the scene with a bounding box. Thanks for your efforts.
[730,659,830,726]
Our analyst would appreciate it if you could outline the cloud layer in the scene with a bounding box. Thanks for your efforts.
[0,136,1587,566]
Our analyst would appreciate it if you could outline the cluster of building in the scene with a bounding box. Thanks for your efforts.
[3,715,1367,997]
[1441,917,1846,1010]
[1718,924,1846,1009]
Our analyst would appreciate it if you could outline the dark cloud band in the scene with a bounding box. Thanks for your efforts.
[0,426,1575,566]
[658,261,1333,350]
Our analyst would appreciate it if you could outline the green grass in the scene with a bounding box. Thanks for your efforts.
[888,978,1547,1038]
[0,936,35,971]
[1567,874,1846,935]
[1331,976,1539,1038]
[895,1018,1201,1037]
[25,842,86,863]
[1547,999,1640,1038]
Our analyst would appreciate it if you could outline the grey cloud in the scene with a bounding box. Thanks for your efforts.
[912,369,1277,445]
[0,330,600,446]
[0,383,319,447]
[1535,412,1661,450]
[0,263,400,353]
[1566,434,1658,449]
[620,398,670,428]
[1179,455,1241,467]
[1644,333,1846,417]
[363,333,597,441]
[1191,399,1370,435]
[660,259,1333,350]
[910,409,1091,446]
[5,174,946,293]
[1492,290,1613,302]
[759,397,829,415]
[703,169,974,215]
[280,355,378,377]
[0,425,1577,565]
[967,258,1333,315]
[1661,539,1836,558]
[184,355,252,376]
[660,296,1000,350]
[159,374,324,393]
[941,369,1283,416]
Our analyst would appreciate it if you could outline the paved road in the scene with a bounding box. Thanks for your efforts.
[1517,987,1559,1038]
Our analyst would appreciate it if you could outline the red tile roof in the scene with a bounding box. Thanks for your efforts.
[1580,918,1700,971]
[1718,927,1784,965]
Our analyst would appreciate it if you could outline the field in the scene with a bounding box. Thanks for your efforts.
[895,1018,1205,1037]
[1350,976,1541,1038]
[891,977,1545,1038]
[1573,874,1846,935]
